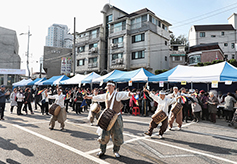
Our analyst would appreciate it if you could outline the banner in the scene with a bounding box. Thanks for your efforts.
[159,81,164,87]
[211,81,218,88]
[61,57,72,76]
[0,69,26,75]
[225,81,232,85]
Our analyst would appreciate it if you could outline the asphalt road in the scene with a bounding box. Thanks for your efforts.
[0,103,237,164]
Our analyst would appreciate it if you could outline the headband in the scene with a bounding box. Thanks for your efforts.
[107,83,115,86]
[173,87,178,89]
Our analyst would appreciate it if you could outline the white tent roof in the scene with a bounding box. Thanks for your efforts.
[92,70,115,83]
[60,74,87,84]
[168,62,227,82]
[12,79,32,86]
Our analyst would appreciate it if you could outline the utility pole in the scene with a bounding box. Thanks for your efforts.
[73,17,76,76]
[20,27,32,79]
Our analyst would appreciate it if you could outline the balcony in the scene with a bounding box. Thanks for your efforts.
[111,58,124,65]
[88,47,98,54]
[88,62,98,68]
[111,43,124,50]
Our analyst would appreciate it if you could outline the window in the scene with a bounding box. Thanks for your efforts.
[142,15,147,22]
[89,57,97,63]
[200,32,205,37]
[112,37,123,44]
[211,35,216,37]
[107,15,112,23]
[112,53,123,60]
[232,43,235,49]
[221,32,225,36]
[132,50,145,60]
[91,29,97,39]
[232,54,235,59]
[112,37,123,48]
[224,43,228,47]
[189,55,201,64]
[174,56,180,61]
[224,55,228,60]
[78,46,85,52]
[132,33,145,43]
[113,21,126,33]
[89,43,98,49]
[165,56,167,61]
[131,17,142,29]
[77,59,85,66]
[162,24,165,29]
[165,41,167,45]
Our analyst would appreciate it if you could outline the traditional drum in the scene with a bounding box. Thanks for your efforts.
[91,103,101,114]
[97,108,118,131]
[49,104,61,116]
[152,110,167,124]
[171,102,183,115]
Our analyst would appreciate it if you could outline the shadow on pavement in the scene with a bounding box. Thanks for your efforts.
[0,160,5,164]
[161,137,237,155]
[6,159,20,164]
[0,124,6,128]
[100,155,157,164]
[180,129,237,142]
[0,137,34,157]
[62,129,98,140]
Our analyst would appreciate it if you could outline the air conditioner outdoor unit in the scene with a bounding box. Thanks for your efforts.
[88,63,92,67]
[118,58,123,64]
[112,60,116,64]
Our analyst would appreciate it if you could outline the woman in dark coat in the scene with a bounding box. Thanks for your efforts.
[206,92,218,123]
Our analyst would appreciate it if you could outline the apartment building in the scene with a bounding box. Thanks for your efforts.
[169,44,186,68]
[75,24,106,74]
[46,24,73,48]
[188,24,236,60]
[75,4,171,74]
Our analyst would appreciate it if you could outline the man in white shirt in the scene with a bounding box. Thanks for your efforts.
[48,87,66,131]
[144,88,179,138]
[85,81,133,158]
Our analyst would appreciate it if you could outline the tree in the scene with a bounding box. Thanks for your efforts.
[228,59,237,67]
[155,69,168,75]
[170,34,188,46]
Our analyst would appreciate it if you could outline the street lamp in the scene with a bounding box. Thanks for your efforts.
[20,27,32,79]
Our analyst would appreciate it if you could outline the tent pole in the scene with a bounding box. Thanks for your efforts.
[191,82,193,89]
[167,82,169,90]
[207,83,209,92]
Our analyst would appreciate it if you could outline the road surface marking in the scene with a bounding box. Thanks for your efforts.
[13,124,110,164]
[143,138,237,164]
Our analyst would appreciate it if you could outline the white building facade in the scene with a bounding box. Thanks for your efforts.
[75,4,171,74]
[188,24,236,60]
[46,24,72,48]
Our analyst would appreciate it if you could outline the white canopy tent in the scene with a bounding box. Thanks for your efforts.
[12,79,32,87]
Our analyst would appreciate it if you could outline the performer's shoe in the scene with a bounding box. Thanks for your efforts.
[177,127,181,131]
[60,128,65,131]
[168,127,172,131]
[114,152,120,158]
[96,151,104,158]
[49,127,54,130]
[144,132,152,136]
[90,123,93,126]
[159,135,163,139]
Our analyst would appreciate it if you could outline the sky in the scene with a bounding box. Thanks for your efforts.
[1,0,237,75]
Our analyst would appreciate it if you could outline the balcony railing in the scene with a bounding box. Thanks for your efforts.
[111,58,124,65]
[111,43,124,49]
[88,62,98,68]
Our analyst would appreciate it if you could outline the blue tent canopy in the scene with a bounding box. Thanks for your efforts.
[103,70,125,82]
[27,77,47,86]
[81,72,101,83]
[40,75,69,85]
